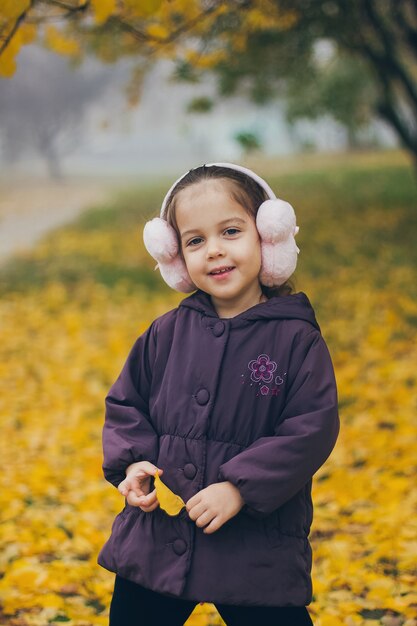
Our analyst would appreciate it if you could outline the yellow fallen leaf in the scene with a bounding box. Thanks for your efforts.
[154,472,185,516]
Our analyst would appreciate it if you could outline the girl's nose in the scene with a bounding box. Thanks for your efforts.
[206,238,225,259]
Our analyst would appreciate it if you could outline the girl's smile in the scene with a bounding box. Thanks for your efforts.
[208,265,235,279]
[175,179,264,318]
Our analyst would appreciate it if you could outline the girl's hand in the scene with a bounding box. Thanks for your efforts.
[186,481,244,534]
[118,461,163,513]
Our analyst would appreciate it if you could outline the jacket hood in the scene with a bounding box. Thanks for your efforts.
[179,289,320,332]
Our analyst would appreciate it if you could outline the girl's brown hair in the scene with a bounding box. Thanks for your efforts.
[163,165,295,298]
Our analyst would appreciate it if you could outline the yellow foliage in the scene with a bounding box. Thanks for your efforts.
[184,47,229,70]
[44,25,80,57]
[154,472,186,516]
[0,23,35,78]
[123,0,164,18]
[0,0,299,78]
[91,0,116,24]
[244,2,298,32]
[0,0,31,19]
[145,23,170,40]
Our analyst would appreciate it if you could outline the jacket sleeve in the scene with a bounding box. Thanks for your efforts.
[217,329,340,518]
[102,323,159,488]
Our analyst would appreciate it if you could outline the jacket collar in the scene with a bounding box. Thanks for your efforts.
[179,289,320,332]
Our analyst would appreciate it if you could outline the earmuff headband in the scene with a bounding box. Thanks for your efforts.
[160,162,277,218]
[144,161,299,293]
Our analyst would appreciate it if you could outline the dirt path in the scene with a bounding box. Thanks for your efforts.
[0,177,117,264]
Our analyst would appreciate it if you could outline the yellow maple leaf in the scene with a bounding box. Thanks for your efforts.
[154,472,185,516]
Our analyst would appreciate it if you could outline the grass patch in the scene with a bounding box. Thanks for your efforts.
[0,151,416,298]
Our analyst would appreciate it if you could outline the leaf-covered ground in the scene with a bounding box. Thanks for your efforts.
[0,151,416,625]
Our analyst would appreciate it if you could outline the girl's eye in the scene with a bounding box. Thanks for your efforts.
[186,228,240,246]
[187,237,203,247]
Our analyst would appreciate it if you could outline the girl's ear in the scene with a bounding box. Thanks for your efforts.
[143,217,196,292]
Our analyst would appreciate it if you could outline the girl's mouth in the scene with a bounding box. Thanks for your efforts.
[208,266,235,279]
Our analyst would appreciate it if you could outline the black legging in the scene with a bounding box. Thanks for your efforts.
[109,575,314,626]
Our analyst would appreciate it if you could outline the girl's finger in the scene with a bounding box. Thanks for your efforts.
[127,490,147,506]
[122,475,137,490]
[118,480,129,495]
[187,502,207,521]
[195,510,213,528]
[125,489,159,511]
[135,486,149,496]
[138,488,158,507]
[140,499,160,513]
[202,516,221,534]
[135,462,162,477]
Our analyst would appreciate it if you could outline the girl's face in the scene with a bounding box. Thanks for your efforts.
[175,179,263,316]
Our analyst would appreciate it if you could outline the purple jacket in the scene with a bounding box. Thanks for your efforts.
[97,289,340,607]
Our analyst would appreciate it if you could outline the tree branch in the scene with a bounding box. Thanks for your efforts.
[389,0,417,56]
[109,2,225,46]
[47,0,90,12]
[362,0,417,111]
[356,35,417,155]
[376,95,417,155]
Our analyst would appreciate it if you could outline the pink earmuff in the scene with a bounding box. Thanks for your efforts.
[143,162,300,293]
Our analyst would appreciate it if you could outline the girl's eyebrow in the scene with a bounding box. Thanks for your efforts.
[181,217,246,239]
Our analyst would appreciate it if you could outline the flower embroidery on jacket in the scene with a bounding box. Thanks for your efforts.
[241,353,287,398]
[248,353,277,383]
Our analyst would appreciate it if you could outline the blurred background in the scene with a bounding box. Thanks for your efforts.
[0,43,398,180]
[0,2,416,626]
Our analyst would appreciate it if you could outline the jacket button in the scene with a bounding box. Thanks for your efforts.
[213,321,225,337]
[173,539,187,555]
[183,463,197,479]
[196,389,210,405]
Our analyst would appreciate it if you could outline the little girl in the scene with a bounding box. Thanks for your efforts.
[97,163,340,626]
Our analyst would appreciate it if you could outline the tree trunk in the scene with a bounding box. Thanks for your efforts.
[36,130,64,181]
